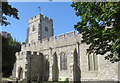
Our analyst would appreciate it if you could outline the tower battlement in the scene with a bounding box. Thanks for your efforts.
[29,14,53,24]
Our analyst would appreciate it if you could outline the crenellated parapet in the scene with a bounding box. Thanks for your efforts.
[29,14,40,24]
[16,51,31,60]
[66,31,75,37]
[21,31,81,50]
[42,38,49,43]
[49,36,56,41]
[29,14,53,24]
[16,51,44,59]
[57,33,65,39]
[42,15,53,23]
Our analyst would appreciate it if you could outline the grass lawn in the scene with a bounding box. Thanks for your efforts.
[2,77,12,80]
[32,81,69,83]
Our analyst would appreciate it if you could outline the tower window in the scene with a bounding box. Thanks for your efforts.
[32,25,35,31]
[45,27,48,32]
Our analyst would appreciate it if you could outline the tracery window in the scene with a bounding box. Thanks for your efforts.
[60,53,67,70]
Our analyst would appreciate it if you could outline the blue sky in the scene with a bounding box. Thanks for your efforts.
[2,2,81,43]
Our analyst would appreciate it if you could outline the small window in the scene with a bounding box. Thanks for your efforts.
[39,24,41,28]
[88,54,93,71]
[45,27,48,32]
[88,53,98,71]
[32,25,35,31]
[94,54,98,70]
[60,53,67,70]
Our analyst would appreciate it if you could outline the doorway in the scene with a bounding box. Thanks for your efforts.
[18,67,23,80]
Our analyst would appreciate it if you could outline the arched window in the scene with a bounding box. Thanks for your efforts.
[60,53,67,70]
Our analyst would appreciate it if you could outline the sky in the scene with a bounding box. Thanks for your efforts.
[2,2,81,43]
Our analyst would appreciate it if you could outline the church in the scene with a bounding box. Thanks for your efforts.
[12,14,119,82]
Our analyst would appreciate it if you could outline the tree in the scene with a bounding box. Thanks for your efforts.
[2,2,19,26]
[1,31,21,77]
[71,2,120,62]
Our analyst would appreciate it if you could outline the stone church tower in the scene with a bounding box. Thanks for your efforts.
[26,14,54,43]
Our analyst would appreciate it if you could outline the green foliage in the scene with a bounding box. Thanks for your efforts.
[22,42,26,45]
[71,2,120,62]
[2,2,19,26]
[1,31,21,77]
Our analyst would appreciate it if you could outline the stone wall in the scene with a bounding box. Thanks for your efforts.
[14,31,118,82]
[15,51,49,81]
[40,14,53,39]
[15,51,29,79]
[80,43,118,81]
